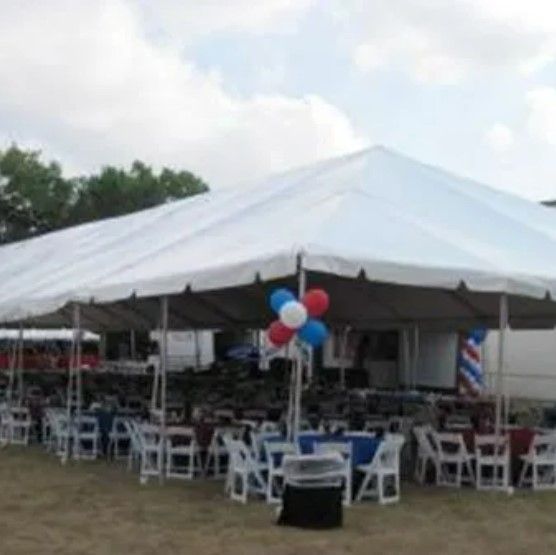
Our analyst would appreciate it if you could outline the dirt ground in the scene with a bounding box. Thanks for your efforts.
[1,446,556,554]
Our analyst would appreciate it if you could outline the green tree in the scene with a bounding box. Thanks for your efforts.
[69,160,208,224]
[0,145,74,243]
[0,145,209,244]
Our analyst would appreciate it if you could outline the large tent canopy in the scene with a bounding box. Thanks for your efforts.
[1,146,556,331]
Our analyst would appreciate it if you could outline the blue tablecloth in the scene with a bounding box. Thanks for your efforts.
[298,433,380,468]
[264,433,380,469]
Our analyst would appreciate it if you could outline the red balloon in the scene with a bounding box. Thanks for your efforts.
[302,289,330,317]
[267,320,295,347]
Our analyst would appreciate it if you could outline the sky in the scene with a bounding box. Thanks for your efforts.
[1,0,556,200]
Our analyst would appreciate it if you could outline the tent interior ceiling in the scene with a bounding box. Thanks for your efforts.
[24,273,556,332]
[2,146,556,330]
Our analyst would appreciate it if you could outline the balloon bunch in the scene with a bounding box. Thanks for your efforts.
[266,287,330,348]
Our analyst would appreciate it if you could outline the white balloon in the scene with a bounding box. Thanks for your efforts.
[279,300,308,329]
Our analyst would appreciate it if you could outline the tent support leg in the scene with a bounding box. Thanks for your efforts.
[63,304,81,463]
[159,296,169,483]
[412,325,420,391]
[292,262,306,441]
[339,326,351,389]
[16,323,23,406]
[494,294,508,440]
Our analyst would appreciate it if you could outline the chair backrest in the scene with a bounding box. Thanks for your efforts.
[434,432,467,457]
[139,423,162,446]
[282,454,345,487]
[166,426,196,447]
[264,440,297,470]
[76,415,99,434]
[413,425,436,457]
[227,439,253,471]
[10,407,30,422]
[372,433,405,471]
[314,441,352,462]
[124,419,142,452]
[531,433,556,458]
[475,434,509,459]
[445,414,472,430]
[111,416,129,435]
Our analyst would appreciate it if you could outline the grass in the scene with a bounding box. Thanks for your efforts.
[2,447,556,554]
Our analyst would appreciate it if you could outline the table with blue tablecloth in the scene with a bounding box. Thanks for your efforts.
[298,433,381,469]
[264,432,381,469]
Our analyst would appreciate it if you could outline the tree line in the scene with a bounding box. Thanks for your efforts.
[0,145,209,244]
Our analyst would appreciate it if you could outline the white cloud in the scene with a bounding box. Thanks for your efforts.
[136,0,315,42]
[0,0,365,186]
[484,123,514,152]
[527,87,556,146]
[342,0,556,84]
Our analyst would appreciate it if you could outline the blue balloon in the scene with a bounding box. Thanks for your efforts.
[469,328,487,344]
[297,319,329,347]
[270,288,296,314]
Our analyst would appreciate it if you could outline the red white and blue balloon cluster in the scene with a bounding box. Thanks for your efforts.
[266,288,330,348]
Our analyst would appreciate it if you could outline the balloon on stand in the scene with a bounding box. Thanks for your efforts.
[279,300,308,330]
[302,288,330,317]
[270,288,296,314]
[297,319,329,347]
[267,320,295,347]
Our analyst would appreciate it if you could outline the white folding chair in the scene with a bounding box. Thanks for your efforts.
[165,426,203,480]
[314,441,353,506]
[138,423,163,484]
[0,407,11,446]
[433,432,475,488]
[9,407,32,446]
[264,440,298,503]
[205,426,242,478]
[73,415,100,460]
[413,425,440,485]
[225,438,266,504]
[518,434,556,490]
[125,420,143,472]
[108,416,131,460]
[356,433,405,504]
[475,434,511,491]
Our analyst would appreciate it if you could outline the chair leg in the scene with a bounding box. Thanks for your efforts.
[377,474,385,504]
[518,462,528,488]
[356,471,372,502]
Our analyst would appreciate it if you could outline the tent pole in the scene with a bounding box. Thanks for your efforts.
[74,303,82,461]
[401,329,410,391]
[159,296,169,483]
[494,294,508,440]
[293,260,307,441]
[412,325,420,391]
[16,323,23,406]
[339,326,351,390]
[63,307,78,464]
[6,334,17,408]
[130,329,136,360]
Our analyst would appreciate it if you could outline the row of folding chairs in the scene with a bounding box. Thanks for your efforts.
[224,432,405,506]
[125,421,204,484]
[43,409,105,460]
[414,425,556,491]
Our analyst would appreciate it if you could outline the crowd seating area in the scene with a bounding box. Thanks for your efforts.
[2,367,556,509]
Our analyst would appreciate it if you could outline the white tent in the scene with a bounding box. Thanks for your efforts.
[3,145,555,460]
[0,146,555,331]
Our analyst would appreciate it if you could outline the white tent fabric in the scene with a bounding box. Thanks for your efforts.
[1,146,556,330]
[0,328,99,342]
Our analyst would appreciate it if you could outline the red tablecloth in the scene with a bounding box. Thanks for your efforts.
[457,427,534,458]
